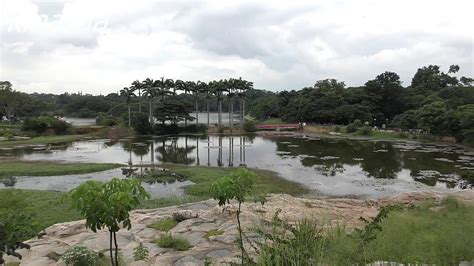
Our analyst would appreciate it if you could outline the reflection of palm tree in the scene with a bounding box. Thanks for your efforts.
[217,136,223,166]
[196,138,200,166]
[156,138,196,164]
[207,136,211,166]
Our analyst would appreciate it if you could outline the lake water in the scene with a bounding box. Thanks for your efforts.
[2,134,473,198]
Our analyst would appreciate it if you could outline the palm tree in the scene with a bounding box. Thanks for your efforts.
[237,78,253,127]
[120,86,136,128]
[197,81,211,127]
[210,80,226,127]
[142,78,156,126]
[131,80,143,113]
[226,78,237,129]
[186,81,199,125]
[174,80,195,126]
[155,77,174,101]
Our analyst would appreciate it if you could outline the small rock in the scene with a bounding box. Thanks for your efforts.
[173,210,198,222]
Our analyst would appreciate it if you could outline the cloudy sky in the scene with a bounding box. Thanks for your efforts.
[1,0,472,94]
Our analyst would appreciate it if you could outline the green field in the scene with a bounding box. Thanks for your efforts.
[0,134,88,147]
[0,161,122,177]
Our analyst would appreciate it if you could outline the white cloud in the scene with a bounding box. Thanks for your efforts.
[0,0,472,94]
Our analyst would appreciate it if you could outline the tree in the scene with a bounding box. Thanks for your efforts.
[226,78,236,128]
[120,86,136,128]
[142,78,157,126]
[210,168,264,265]
[197,81,211,127]
[364,72,404,120]
[416,101,452,135]
[131,80,144,113]
[69,178,150,266]
[154,99,195,125]
[236,78,253,127]
[209,80,226,127]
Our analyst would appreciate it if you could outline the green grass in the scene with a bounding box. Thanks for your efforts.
[0,134,88,147]
[147,218,178,231]
[0,161,122,177]
[204,229,224,239]
[154,234,192,251]
[161,164,310,198]
[257,197,474,265]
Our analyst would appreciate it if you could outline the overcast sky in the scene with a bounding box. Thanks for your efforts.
[1,0,473,95]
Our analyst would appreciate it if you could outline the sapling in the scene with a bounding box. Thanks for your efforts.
[210,168,266,265]
[68,178,149,266]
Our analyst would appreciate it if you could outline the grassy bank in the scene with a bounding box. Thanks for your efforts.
[257,197,474,265]
[0,134,89,147]
[161,164,310,198]
[0,161,122,177]
[0,164,309,237]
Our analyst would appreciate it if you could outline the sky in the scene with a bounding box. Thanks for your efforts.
[0,0,473,95]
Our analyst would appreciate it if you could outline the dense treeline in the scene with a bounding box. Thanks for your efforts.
[249,65,474,143]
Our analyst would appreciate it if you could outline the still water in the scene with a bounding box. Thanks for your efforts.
[2,134,473,198]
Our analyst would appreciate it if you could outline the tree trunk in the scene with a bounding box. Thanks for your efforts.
[207,102,210,127]
[184,91,188,127]
[242,99,245,126]
[239,97,243,127]
[149,99,154,126]
[109,231,115,266]
[114,231,118,266]
[128,104,131,128]
[237,201,244,265]
[218,100,222,127]
[229,98,232,128]
[195,98,199,125]
[138,90,142,113]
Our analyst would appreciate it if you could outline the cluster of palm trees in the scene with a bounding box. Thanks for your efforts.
[120,77,253,129]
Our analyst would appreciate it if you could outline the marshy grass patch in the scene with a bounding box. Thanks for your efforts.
[0,161,122,177]
[147,217,178,231]
[204,229,224,239]
[154,234,192,251]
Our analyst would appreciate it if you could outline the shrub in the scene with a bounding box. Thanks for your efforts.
[22,116,71,135]
[353,119,363,128]
[61,246,98,266]
[131,112,152,134]
[147,218,178,231]
[244,120,257,132]
[345,123,357,133]
[334,125,341,132]
[155,234,192,251]
[357,126,373,136]
[133,244,149,261]
[96,113,118,127]
[217,126,225,133]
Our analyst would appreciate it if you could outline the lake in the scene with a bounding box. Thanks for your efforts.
[2,134,473,198]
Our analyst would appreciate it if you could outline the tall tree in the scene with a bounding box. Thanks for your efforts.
[210,80,226,127]
[142,78,157,126]
[120,86,136,128]
[197,81,211,127]
[130,80,143,113]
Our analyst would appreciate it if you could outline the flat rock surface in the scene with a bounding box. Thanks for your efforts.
[7,191,474,265]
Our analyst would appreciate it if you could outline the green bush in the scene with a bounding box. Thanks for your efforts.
[131,112,152,134]
[357,126,373,136]
[133,244,149,261]
[61,246,98,266]
[154,234,192,251]
[334,125,341,132]
[96,113,118,127]
[22,116,71,135]
[353,119,363,128]
[244,120,257,132]
[345,123,357,133]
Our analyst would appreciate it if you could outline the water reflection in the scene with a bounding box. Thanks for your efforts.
[6,134,474,197]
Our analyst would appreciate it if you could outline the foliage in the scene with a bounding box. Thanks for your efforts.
[61,246,99,266]
[256,198,474,265]
[0,212,33,264]
[147,218,178,231]
[68,178,150,266]
[345,123,357,133]
[154,99,194,125]
[154,234,192,251]
[243,119,257,132]
[133,244,149,261]
[131,112,152,134]
[96,113,118,126]
[22,116,71,135]
[357,126,373,136]
[210,168,263,264]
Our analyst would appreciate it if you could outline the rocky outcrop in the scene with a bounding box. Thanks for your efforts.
[6,191,474,265]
